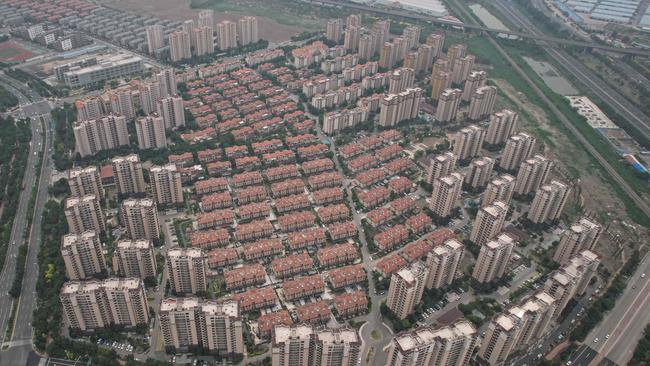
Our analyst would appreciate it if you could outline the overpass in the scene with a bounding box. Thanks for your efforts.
[307,0,650,57]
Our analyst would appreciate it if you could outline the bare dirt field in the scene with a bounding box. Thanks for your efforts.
[100,0,309,42]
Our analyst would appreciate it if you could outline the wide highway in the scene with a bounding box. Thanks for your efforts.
[0,74,53,366]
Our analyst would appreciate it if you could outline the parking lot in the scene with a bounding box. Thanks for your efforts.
[96,338,134,354]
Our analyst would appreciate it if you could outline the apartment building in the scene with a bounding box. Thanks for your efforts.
[470,201,508,246]
[75,96,105,122]
[378,88,422,127]
[425,238,464,289]
[217,20,237,50]
[426,32,445,57]
[553,217,602,264]
[468,85,497,120]
[453,124,485,161]
[146,24,164,54]
[112,239,157,280]
[107,87,136,120]
[358,33,376,60]
[386,261,428,320]
[509,291,557,349]
[138,81,161,115]
[483,174,516,208]
[236,16,259,45]
[462,70,487,101]
[159,298,244,354]
[386,321,477,366]
[193,26,215,56]
[326,19,343,42]
[135,114,167,150]
[466,156,495,189]
[73,115,129,157]
[429,173,463,218]
[435,88,461,123]
[157,96,186,129]
[344,26,360,51]
[157,68,178,98]
[472,233,515,283]
[272,325,361,366]
[61,231,107,280]
[169,30,191,62]
[500,132,536,171]
[67,166,103,198]
[167,247,208,295]
[451,54,475,84]
[430,69,451,101]
[150,164,184,205]
[64,194,106,234]
[60,278,149,332]
[388,68,415,94]
[486,109,519,146]
[111,154,146,195]
[545,250,600,316]
[425,152,457,185]
[477,313,521,365]
[515,155,553,196]
[531,179,572,223]
[402,25,421,48]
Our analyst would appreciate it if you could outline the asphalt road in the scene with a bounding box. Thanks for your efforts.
[0,81,44,344]
[569,345,599,366]
[584,253,650,366]
[0,75,53,366]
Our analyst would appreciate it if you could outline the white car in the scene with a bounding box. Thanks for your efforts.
[594,338,599,343]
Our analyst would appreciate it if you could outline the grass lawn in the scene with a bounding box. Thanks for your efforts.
[371,330,381,340]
